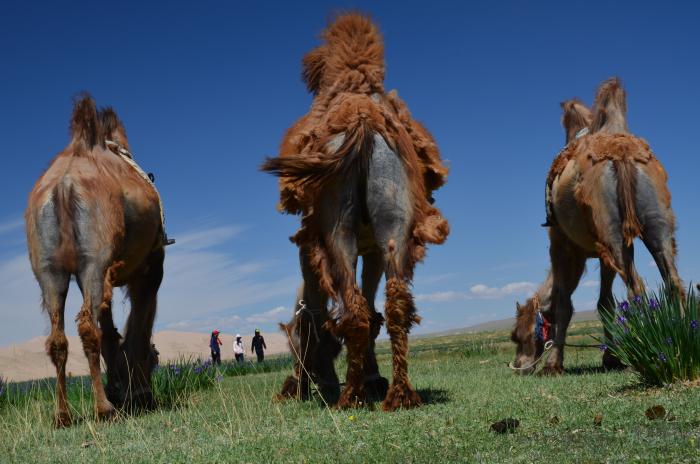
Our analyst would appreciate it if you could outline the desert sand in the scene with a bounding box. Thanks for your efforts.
[0,330,289,382]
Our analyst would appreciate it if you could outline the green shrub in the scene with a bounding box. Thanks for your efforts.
[600,286,700,385]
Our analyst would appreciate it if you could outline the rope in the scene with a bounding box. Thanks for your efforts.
[105,140,167,243]
[507,340,554,371]
[564,340,603,349]
[296,300,322,343]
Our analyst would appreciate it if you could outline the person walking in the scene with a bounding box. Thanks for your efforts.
[210,330,222,365]
[233,334,245,363]
[251,329,267,363]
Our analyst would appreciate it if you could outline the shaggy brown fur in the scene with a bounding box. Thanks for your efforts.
[262,14,448,411]
[514,78,683,375]
[26,94,164,426]
[560,99,592,144]
[591,77,629,134]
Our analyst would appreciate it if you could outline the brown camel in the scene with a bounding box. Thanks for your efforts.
[262,14,449,410]
[512,78,683,375]
[25,94,165,426]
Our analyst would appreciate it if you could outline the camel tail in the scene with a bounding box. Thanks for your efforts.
[591,77,628,134]
[614,159,642,247]
[261,118,375,187]
[69,92,100,151]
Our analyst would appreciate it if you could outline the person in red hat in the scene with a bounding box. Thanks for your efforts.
[210,330,223,365]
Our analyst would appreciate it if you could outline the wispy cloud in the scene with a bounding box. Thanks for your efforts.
[0,223,299,346]
[0,217,23,236]
[245,306,289,325]
[582,279,599,288]
[415,281,537,303]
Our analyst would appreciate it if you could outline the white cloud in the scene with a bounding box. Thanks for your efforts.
[415,291,466,303]
[415,281,537,303]
[582,279,599,288]
[0,217,23,236]
[469,282,536,299]
[245,306,289,324]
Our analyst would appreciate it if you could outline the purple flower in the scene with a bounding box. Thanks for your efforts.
[649,298,660,310]
[617,315,627,325]
[665,337,673,345]
[632,295,642,304]
[599,344,608,352]
[194,367,202,374]
[618,301,630,312]
[658,352,668,363]
[691,320,699,331]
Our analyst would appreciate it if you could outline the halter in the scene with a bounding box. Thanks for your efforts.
[535,310,551,343]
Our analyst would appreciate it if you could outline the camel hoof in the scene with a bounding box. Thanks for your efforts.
[277,375,303,401]
[381,383,422,411]
[602,351,625,371]
[97,401,116,421]
[364,376,389,401]
[336,385,366,409]
[538,365,564,376]
[54,411,72,428]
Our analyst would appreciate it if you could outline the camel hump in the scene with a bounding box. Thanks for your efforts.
[70,92,100,151]
[591,77,629,134]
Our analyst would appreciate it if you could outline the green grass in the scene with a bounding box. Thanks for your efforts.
[2,322,700,463]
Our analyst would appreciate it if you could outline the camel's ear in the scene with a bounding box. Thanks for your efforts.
[302,46,326,94]
[515,302,522,314]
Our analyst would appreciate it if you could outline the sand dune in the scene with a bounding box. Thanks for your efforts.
[0,330,289,382]
[0,311,602,382]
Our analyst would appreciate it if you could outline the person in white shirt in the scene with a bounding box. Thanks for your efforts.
[233,334,245,363]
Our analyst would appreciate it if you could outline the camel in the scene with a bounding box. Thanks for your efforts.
[511,78,683,375]
[25,94,165,426]
[262,14,449,410]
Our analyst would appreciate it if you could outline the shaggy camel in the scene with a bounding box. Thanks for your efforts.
[262,14,449,410]
[25,95,165,426]
[511,79,683,375]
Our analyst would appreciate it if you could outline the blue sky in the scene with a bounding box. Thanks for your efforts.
[1,0,698,346]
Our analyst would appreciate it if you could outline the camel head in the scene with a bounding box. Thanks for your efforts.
[560,98,592,144]
[510,295,546,375]
[105,339,159,411]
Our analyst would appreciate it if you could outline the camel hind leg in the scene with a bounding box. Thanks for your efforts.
[360,250,389,400]
[635,168,684,297]
[38,271,72,427]
[30,203,73,426]
[315,155,370,409]
[76,264,115,419]
[365,133,421,411]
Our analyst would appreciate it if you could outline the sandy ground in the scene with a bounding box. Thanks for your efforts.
[0,331,289,382]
